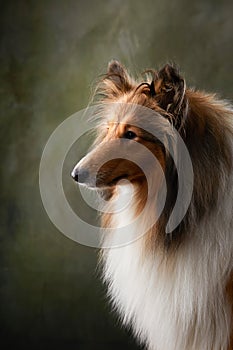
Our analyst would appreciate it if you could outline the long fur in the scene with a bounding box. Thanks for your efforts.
[72,61,233,350]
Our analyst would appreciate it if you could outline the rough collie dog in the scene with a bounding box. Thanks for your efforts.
[71,61,233,350]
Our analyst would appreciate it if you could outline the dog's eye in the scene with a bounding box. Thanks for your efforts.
[124,131,137,140]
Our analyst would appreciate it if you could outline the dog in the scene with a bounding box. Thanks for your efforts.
[71,61,233,350]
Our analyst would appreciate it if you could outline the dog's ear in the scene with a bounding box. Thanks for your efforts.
[99,60,133,98]
[107,60,132,91]
[151,64,187,124]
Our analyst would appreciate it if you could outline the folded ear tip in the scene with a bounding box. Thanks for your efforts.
[165,63,177,73]
[159,63,182,82]
[108,59,122,72]
[164,63,175,70]
[108,59,120,66]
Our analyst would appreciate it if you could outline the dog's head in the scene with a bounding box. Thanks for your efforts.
[71,61,187,190]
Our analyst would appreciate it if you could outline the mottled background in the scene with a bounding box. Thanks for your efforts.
[0,0,232,349]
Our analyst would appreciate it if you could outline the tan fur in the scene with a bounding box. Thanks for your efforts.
[72,61,233,349]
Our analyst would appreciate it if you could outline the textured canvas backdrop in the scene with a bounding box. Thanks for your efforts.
[1,0,233,348]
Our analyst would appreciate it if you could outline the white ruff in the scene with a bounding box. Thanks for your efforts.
[101,173,233,350]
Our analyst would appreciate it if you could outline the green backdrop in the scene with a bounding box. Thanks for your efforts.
[1,0,232,349]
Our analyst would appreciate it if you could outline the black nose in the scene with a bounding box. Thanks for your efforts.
[71,168,89,183]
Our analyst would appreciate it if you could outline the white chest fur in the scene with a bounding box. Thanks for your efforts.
[102,181,233,350]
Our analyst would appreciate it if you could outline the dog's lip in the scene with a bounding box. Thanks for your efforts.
[95,174,129,188]
[74,174,130,189]
[102,174,129,187]
[111,174,129,183]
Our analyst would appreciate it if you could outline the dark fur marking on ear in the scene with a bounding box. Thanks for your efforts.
[150,64,187,130]
[149,81,156,97]
[106,60,132,93]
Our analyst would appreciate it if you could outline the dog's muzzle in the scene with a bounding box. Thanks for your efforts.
[71,167,89,184]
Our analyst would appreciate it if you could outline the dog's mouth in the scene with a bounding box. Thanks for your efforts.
[96,174,129,188]
[110,174,129,185]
